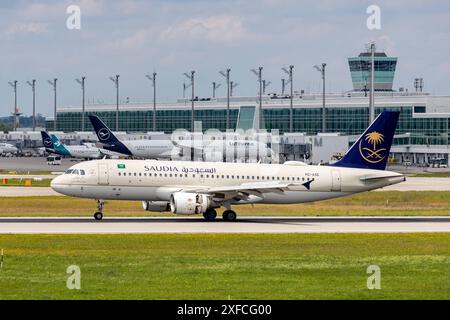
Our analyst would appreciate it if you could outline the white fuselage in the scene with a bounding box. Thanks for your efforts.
[121,140,175,159]
[51,159,405,207]
[0,143,18,154]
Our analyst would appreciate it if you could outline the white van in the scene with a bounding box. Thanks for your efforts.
[47,156,62,165]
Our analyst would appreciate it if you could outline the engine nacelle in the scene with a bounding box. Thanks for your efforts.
[142,201,170,212]
[170,192,211,215]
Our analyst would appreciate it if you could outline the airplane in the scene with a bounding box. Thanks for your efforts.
[90,114,275,162]
[40,131,122,159]
[0,142,18,154]
[89,115,176,159]
[51,111,405,221]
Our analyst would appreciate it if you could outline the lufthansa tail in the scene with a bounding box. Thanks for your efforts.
[332,110,400,170]
[88,115,132,156]
[41,131,54,151]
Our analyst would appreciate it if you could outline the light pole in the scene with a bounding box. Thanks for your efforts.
[8,81,18,131]
[281,78,286,96]
[282,65,294,132]
[75,77,86,131]
[26,79,36,131]
[109,75,120,131]
[262,80,271,94]
[47,78,57,131]
[212,81,221,99]
[369,42,376,123]
[219,68,231,129]
[184,71,195,132]
[230,81,238,97]
[314,63,326,133]
[251,67,263,130]
[146,73,157,131]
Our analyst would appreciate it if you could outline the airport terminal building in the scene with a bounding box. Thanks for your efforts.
[43,50,450,166]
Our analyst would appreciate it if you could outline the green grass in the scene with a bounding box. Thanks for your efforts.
[1,191,450,217]
[413,172,450,178]
[0,233,449,299]
[0,179,52,187]
[0,171,56,175]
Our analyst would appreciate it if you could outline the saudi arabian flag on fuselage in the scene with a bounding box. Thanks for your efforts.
[117,164,126,169]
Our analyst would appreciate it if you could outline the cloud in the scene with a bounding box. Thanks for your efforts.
[160,15,258,44]
[5,22,48,36]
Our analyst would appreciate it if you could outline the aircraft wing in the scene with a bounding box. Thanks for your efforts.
[183,181,295,201]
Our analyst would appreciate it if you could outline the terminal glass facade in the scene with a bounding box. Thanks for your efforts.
[46,105,450,146]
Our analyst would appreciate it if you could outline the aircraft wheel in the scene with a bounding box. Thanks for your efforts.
[94,211,103,221]
[222,210,237,222]
[203,208,217,221]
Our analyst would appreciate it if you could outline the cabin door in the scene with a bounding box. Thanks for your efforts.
[331,170,341,191]
[98,163,109,185]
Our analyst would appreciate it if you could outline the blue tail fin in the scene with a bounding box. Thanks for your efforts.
[41,131,54,150]
[88,115,132,156]
[332,110,399,170]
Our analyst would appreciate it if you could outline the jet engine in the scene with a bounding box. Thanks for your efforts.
[169,192,212,215]
[142,201,170,212]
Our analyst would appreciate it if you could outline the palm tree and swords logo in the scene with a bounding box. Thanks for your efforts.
[359,131,386,163]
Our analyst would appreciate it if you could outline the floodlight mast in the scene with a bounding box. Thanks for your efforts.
[48,79,57,131]
[8,80,18,131]
[314,63,326,133]
[75,77,86,131]
[146,73,157,131]
[109,75,120,131]
[212,82,221,99]
[27,79,36,131]
[184,71,195,132]
[367,42,376,123]
[282,65,294,132]
[251,67,263,130]
[219,68,231,129]
[230,81,238,97]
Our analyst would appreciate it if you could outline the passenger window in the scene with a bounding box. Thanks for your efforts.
[139,173,142,176]
[134,173,137,176]
[118,172,121,176]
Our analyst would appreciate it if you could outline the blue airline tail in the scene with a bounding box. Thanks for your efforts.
[332,110,399,170]
[88,115,133,156]
[41,131,54,150]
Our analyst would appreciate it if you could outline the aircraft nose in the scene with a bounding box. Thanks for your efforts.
[50,175,67,194]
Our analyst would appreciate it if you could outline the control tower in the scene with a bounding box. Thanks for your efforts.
[348,50,397,91]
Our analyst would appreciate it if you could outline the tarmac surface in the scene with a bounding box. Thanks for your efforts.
[0,216,449,234]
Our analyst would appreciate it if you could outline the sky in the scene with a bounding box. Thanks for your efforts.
[1,0,450,117]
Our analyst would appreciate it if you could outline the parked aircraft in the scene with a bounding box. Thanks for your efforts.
[51,111,404,221]
[41,131,122,159]
[89,115,175,159]
[0,142,18,154]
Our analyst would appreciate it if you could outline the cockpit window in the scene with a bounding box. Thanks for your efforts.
[65,169,73,174]
[72,169,79,175]
[80,169,85,176]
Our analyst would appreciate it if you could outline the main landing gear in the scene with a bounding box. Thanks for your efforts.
[94,200,105,221]
[222,210,237,222]
[202,208,237,222]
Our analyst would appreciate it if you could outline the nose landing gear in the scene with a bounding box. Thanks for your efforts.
[94,199,105,220]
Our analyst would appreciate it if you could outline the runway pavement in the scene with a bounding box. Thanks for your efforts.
[0,216,449,234]
[0,187,60,197]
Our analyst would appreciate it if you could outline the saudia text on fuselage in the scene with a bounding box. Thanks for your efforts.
[144,165,217,174]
